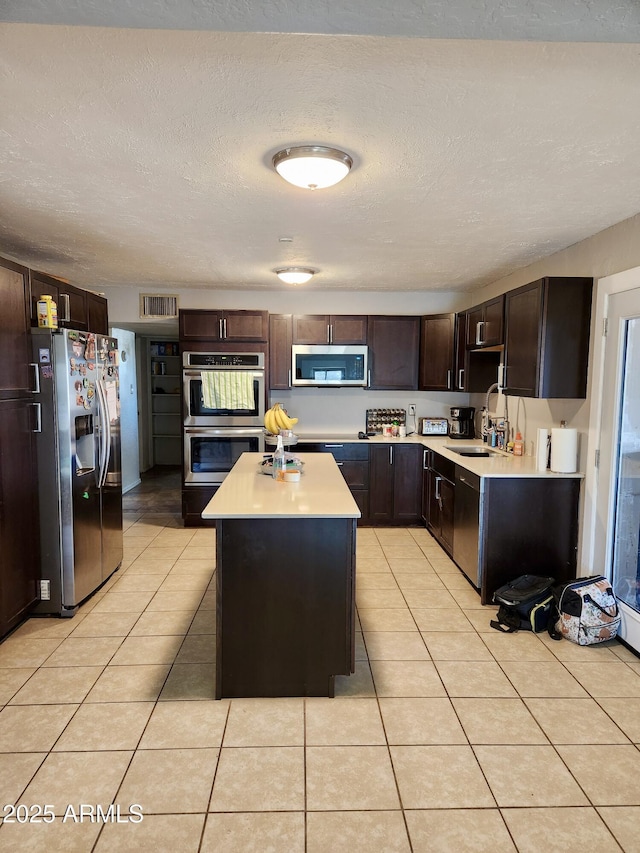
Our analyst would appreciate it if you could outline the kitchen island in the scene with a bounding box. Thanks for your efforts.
[202,452,360,699]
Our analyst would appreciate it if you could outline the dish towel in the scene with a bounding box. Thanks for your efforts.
[201,371,254,410]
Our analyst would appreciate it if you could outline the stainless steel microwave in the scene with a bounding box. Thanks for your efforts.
[291,345,369,387]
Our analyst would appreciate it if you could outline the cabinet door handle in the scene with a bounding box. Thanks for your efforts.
[288,369,291,387]
[389,446,393,465]
[60,293,71,322]
[476,320,485,346]
[218,319,223,339]
[447,369,452,390]
[31,402,42,433]
[30,363,40,394]
[224,318,228,338]
[327,324,331,344]
[458,368,465,390]
[367,369,371,388]
[325,444,344,448]
[435,475,441,500]
[335,461,344,466]
[423,449,429,470]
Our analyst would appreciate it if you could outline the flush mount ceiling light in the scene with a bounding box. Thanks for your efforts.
[275,267,315,285]
[272,146,353,190]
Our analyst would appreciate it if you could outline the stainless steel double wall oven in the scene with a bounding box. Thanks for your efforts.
[182,351,265,485]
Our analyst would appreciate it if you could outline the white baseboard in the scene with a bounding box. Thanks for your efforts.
[122,478,142,494]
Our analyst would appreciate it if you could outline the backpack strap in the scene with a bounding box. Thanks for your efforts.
[583,593,619,618]
[490,618,518,633]
[547,606,562,641]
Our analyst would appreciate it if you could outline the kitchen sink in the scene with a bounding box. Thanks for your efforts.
[447,445,501,457]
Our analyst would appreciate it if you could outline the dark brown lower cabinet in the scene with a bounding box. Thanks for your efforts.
[424,451,455,551]
[480,477,580,604]
[369,443,422,525]
[216,517,355,698]
[301,443,369,525]
[0,399,40,637]
[423,450,580,605]
[182,486,218,527]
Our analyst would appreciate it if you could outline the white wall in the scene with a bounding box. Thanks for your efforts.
[111,327,141,492]
[103,211,640,571]
[466,212,640,468]
[104,286,468,325]
[105,286,472,435]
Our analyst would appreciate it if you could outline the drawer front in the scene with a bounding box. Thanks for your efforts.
[335,459,369,490]
[431,451,455,482]
[320,442,370,462]
[455,465,480,491]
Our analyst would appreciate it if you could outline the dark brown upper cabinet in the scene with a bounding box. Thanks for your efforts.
[368,315,420,390]
[503,276,593,398]
[31,271,88,331]
[85,292,109,335]
[466,294,504,349]
[179,309,268,342]
[292,315,367,345]
[30,272,108,334]
[419,313,455,391]
[454,311,468,391]
[0,257,34,398]
[269,314,293,389]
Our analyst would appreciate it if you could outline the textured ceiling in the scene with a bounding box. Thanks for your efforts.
[1,2,640,293]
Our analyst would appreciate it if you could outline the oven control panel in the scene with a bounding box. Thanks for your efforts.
[183,352,265,368]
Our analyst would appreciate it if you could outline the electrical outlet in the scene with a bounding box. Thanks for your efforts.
[408,404,416,417]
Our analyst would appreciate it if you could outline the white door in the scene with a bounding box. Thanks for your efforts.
[596,285,640,653]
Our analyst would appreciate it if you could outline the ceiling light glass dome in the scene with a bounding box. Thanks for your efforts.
[272,146,353,190]
[275,267,315,285]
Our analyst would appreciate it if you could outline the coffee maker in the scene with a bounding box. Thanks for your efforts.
[449,406,475,440]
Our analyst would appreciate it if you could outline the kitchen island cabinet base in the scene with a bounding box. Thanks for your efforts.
[215,516,356,698]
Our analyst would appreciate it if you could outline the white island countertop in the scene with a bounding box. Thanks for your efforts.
[202,452,361,520]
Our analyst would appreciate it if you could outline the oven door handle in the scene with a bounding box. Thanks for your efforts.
[184,427,265,436]
[183,369,264,377]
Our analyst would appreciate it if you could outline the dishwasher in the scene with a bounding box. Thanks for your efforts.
[453,466,482,588]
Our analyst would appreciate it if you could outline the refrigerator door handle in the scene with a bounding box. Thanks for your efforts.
[96,380,111,488]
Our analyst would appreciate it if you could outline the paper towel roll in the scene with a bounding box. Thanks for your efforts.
[536,428,549,471]
[550,427,578,473]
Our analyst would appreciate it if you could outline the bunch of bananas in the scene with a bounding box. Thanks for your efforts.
[264,402,298,434]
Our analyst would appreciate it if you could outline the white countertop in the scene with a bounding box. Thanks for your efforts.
[295,433,583,479]
[202,452,361,519]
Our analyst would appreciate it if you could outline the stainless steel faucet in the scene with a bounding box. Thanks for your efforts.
[485,381,510,447]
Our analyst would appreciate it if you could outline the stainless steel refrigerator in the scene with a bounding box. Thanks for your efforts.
[31,328,123,616]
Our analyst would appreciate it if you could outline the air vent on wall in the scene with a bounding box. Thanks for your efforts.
[140,294,179,319]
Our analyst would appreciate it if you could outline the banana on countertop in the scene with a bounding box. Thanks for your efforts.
[264,402,298,433]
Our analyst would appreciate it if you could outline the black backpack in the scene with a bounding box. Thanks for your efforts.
[490,574,556,634]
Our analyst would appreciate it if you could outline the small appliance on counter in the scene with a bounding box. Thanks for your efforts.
[449,406,476,440]
[366,408,406,435]
[419,417,449,436]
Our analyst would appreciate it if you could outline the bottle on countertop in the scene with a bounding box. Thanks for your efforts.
[272,434,286,481]
[513,432,524,456]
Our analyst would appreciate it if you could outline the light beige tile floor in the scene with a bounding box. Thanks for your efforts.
[1,505,640,851]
